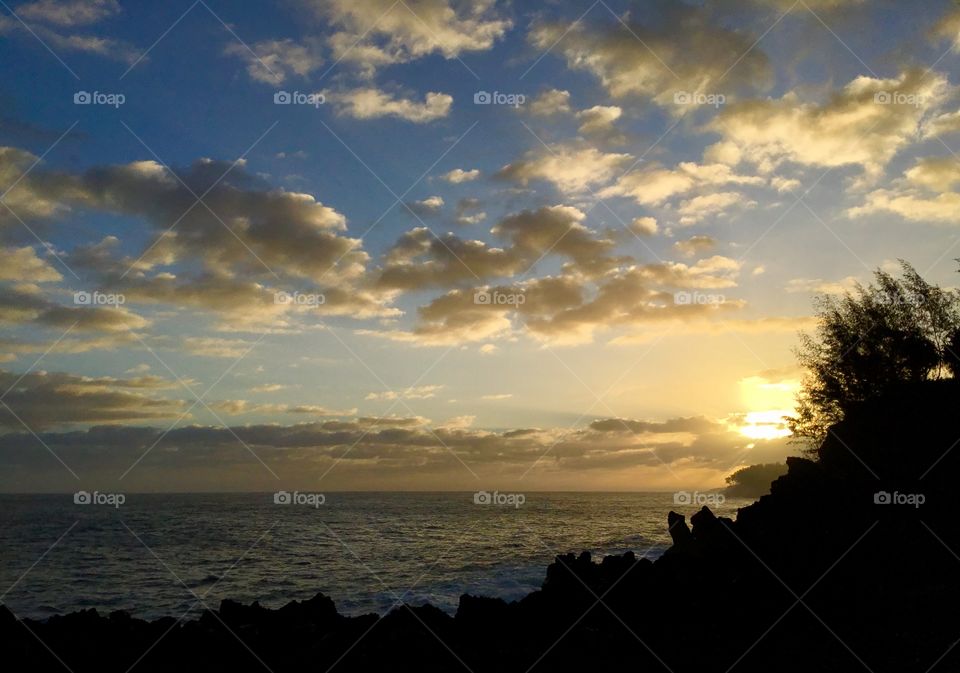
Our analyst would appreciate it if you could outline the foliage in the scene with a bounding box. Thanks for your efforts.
[724,462,788,498]
[788,261,960,445]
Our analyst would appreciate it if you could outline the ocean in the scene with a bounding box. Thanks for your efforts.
[0,492,751,621]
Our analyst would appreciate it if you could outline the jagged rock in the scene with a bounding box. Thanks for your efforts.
[667,510,692,545]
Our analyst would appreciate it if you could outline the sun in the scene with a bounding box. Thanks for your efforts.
[739,410,793,440]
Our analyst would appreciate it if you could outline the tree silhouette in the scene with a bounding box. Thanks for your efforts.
[789,260,960,444]
[724,462,787,497]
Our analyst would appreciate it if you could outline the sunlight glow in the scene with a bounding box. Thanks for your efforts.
[739,410,793,440]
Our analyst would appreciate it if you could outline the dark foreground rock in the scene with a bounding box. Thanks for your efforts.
[5,380,960,672]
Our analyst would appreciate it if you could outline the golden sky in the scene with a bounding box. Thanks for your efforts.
[1,0,958,491]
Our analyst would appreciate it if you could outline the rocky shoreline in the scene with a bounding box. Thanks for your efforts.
[6,380,960,672]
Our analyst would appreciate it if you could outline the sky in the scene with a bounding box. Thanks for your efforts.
[1,0,959,493]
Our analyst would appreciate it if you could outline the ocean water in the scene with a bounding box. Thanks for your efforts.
[0,492,751,621]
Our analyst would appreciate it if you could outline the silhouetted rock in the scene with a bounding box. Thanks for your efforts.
[667,510,692,546]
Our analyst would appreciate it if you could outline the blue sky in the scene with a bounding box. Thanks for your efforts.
[2,0,960,492]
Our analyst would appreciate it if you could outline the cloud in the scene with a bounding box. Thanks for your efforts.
[931,6,960,53]
[366,256,746,346]
[0,146,75,221]
[921,109,960,139]
[0,284,148,334]
[771,176,801,193]
[527,5,770,106]
[438,414,475,429]
[454,197,485,225]
[0,4,138,64]
[376,205,621,291]
[357,289,515,345]
[785,276,860,294]
[848,189,960,224]
[376,227,523,290]
[0,149,395,326]
[674,235,717,257]
[496,145,633,194]
[903,157,960,191]
[576,105,625,142]
[0,412,793,490]
[407,195,445,215]
[317,0,510,75]
[628,217,658,236]
[224,38,323,84]
[440,168,480,183]
[365,384,444,400]
[0,369,186,430]
[210,400,356,416]
[250,383,288,393]
[183,337,256,358]
[17,0,119,26]
[708,69,952,178]
[490,205,620,276]
[517,260,744,344]
[735,0,865,7]
[324,87,453,122]
[481,393,512,400]
[677,191,755,224]
[455,211,486,225]
[600,161,764,206]
[848,157,960,224]
[526,88,571,116]
[0,246,62,282]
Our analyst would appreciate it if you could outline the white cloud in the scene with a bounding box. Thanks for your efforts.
[628,217,658,236]
[366,384,444,400]
[785,276,860,294]
[497,145,632,194]
[527,88,571,116]
[674,235,717,258]
[576,105,624,142]
[318,0,510,75]
[848,157,960,224]
[17,0,119,26]
[527,6,770,106]
[601,162,764,206]
[709,69,952,178]
[440,168,480,183]
[0,246,62,282]
[224,39,323,84]
[324,87,453,123]
[677,191,755,225]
